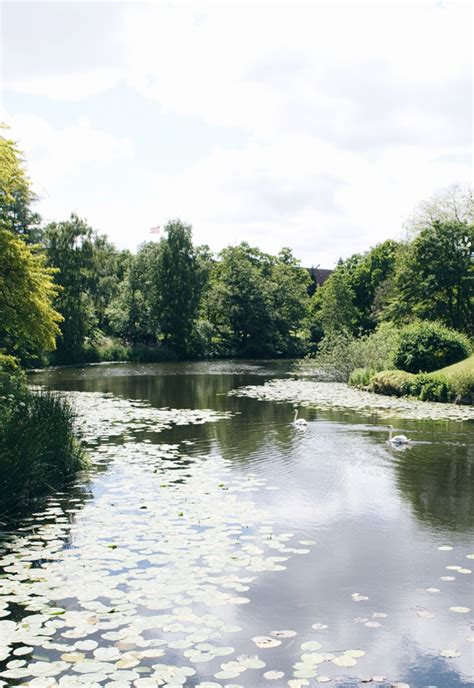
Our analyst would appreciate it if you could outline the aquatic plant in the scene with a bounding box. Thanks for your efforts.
[231,378,474,421]
[0,390,86,515]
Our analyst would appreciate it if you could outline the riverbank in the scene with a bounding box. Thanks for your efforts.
[229,378,474,421]
[0,355,87,517]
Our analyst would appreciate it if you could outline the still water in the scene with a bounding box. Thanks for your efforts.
[1,361,473,687]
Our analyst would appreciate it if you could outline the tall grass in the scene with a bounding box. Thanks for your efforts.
[0,391,86,516]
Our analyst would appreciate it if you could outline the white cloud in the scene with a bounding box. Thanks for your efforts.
[119,2,471,146]
[144,136,470,265]
[1,1,471,264]
[1,110,134,196]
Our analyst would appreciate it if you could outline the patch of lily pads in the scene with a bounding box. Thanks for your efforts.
[229,379,474,421]
[0,395,318,687]
[1,389,471,687]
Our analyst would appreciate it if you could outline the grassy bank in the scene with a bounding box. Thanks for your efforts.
[0,357,87,516]
[362,355,474,404]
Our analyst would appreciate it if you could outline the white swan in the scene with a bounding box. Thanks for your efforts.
[388,425,411,445]
[293,409,308,427]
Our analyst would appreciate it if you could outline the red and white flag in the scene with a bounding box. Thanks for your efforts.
[150,225,161,235]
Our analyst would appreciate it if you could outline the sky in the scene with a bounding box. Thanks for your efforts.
[0,0,472,267]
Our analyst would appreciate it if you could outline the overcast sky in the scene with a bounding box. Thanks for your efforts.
[1,0,472,266]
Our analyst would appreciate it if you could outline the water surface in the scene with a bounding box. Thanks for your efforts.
[1,361,473,687]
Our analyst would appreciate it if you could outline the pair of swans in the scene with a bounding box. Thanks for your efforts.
[292,413,410,446]
[292,412,410,446]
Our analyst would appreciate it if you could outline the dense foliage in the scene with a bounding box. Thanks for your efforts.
[0,126,42,242]
[0,129,86,514]
[0,227,62,361]
[370,367,474,404]
[1,129,472,406]
[393,321,471,374]
[384,221,473,334]
[206,244,310,357]
[306,324,399,382]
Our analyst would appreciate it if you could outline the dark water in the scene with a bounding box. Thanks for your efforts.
[1,361,473,687]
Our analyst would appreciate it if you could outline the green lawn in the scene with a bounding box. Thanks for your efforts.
[434,354,474,377]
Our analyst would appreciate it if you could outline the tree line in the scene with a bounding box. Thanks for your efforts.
[1,128,473,367]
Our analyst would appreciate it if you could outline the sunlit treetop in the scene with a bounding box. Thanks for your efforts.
[0,123,42,242]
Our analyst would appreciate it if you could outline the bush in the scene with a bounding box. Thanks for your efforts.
[393,322,471,373]
[409,373,453,403]
[63,339,179,365]
[308,323,399,381]
[349,367,376,387]
[371,370,414,396]
[449,370,474,404]
[370,368,473,404]
[0,390,86,515]
[0,353,26,399]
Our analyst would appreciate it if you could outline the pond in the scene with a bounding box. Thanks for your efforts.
[1,361,473,688]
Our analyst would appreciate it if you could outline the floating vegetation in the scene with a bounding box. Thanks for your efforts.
[263,670,285,680]
[0,395,313,687]
[229,379,474,421]
[64,391,234,442]
[270,630,297,639]
[439,649,462,658]
[0,378,472,687]
[252,637,281,649]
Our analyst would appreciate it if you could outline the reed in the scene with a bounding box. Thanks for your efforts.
[0,391,86,515]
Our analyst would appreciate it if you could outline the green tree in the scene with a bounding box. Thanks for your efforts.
[208,243,274,356]
[268,248,311,355]
[43,215,98,363]
[150,220,208,356]
[207,243,309,357]
[318,269,358,335]
[107,243,157,344]
[89,235,128,334]
[346,240,400,330]
[0,125,42,243]
[0,228,62,358]
[385,221,473,334]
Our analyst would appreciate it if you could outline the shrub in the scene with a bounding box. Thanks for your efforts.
[393,322,471,373]
[349,367,376,387]
[409,373,453,403]
[371,370,414,396]
[449,370,474,404]
[0,353,26,399]
[68,339,179,365]
[370,368,473,404]
[0,391,86,515]
[309,323,399,381]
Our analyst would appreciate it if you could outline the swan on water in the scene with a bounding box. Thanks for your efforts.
[388,425,411,445]
[293,409,308,427]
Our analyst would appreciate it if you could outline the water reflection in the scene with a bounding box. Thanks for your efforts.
[6,361,472,687]
[392,425,474,532]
